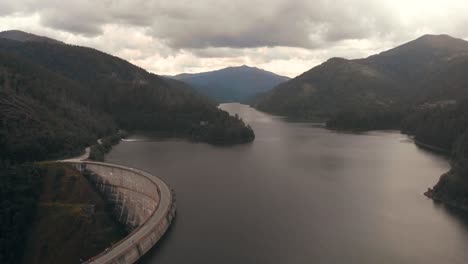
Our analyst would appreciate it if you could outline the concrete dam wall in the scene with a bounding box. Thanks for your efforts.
[68,161,176,264]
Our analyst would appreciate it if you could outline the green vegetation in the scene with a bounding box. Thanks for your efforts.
[89,133,125,162]
[326,105,405,131]
[401,101,468,151]
[0,31,255,263]
[192,113,255,144]
[0,52,116,162]
[0,34,254,155]
[401,100,468,209]
[0,161,41,264]
[425,130,468,209]
[255,57,401,120]
[326,89,468,211]
[0,31,252,263]
[255,35,468,124]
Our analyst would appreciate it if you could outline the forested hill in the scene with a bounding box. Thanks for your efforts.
[255,34,468,212]
[0,51,116,162]
[0,30,254,263]
[402,99,468,211]
[254,34,468,120]
[0,30,254,163]
[172,65,290,103]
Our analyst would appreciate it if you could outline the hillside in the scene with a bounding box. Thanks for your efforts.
[255,57,404,119]
[256,34,468,212]
[401,100,468,211]
[172,65,289,102]
[0,51,116,162]
[0,30,253,263]
[0,30,254,163]
[255,34,468,120]
[22,163,127,264]
[0,162,40,264]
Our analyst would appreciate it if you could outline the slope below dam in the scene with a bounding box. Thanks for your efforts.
[67,161,176,264]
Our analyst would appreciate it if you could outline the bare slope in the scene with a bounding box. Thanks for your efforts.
[22,163,127,264]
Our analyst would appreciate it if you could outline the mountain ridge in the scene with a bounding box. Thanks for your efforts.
[0,30,255,162]
[0,30,63,44]
[255,34,468,119]
[172,65,290,103]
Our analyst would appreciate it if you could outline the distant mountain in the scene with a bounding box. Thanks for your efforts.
[172,65,290,103]
[0,30,254,162]
[255,34,468,120]
[0,30,63,44]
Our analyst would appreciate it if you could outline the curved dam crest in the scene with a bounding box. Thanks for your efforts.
[65,160,176,264]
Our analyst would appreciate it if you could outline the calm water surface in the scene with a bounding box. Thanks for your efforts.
[106,103,468,264]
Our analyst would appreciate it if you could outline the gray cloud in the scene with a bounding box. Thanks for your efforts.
[40,9,104,36]
[0,2,14,16]
[0,0,405,48]
[0,0,467,77]
[147,0,399,49]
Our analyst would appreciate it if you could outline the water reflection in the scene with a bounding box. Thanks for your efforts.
[106,103,468,264]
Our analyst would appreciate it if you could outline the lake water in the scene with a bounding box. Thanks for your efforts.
[106,103,468,264]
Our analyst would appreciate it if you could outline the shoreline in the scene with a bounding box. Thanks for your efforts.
[424,188,468,212]
[413,139,450,155]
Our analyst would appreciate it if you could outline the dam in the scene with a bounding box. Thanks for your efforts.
[66,161,176,264]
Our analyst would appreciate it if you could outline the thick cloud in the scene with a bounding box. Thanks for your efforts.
[0,0,407,48]
[0,0,467,77]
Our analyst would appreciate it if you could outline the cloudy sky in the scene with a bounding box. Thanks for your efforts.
[1,0,468,77]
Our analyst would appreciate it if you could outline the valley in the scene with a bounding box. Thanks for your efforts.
[2,19,468,264]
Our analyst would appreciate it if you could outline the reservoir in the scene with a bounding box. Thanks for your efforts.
[106,103,468,264]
